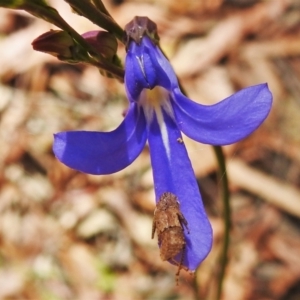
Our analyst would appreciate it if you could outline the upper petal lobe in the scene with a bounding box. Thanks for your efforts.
[125,37,172,101]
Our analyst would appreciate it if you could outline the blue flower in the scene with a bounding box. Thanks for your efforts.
[53,35,272,271]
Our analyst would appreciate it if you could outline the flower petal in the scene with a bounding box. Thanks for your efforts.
[125,46,150,101]
[172,83,272,145]
[147,107,212,271]
[125,37,172,101]
[53,103,147,175]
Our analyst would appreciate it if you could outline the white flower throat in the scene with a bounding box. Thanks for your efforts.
[140,86,174,158]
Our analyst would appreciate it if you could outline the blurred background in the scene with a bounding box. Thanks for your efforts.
[1,0,300,299]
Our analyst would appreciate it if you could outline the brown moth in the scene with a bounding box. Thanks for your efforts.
[152,192,190,276]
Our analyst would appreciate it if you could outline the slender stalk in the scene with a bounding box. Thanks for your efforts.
[193,271,201,300]
[64,0,124,41]
[213,145,230,300]
[90,0,111,16]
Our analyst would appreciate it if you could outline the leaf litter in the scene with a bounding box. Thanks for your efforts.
[1,0,300,299]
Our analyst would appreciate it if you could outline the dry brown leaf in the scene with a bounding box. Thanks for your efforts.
[227,159,300,217]
[172,0,291,77]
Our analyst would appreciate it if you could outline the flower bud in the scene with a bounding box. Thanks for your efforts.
[124,16,159,49]
[81,31,118,60]
[32,30,77,62]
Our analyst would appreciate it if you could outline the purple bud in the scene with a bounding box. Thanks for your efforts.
[32,30,75,60]
[81,31,118,59]
[124,16,159,48]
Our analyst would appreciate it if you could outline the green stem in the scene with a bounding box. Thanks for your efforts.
[193,272,201,300]
[64,0,124,41]
[213,145,230,300]
[90,0,111,16]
